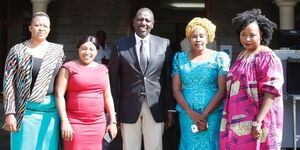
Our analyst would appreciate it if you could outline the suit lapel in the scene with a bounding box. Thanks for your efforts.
[128,35,138,63]
[146,35,156,74]
[127,35,143,73]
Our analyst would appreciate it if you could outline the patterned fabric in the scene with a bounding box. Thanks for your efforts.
[219,50,284,150]
[172,51,230,150]
[185,17,216,42]
[2,41,65,130]
[29,44,64,103]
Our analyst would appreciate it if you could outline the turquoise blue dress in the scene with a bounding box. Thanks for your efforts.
[172,51,230,150]
[11,95,59,150]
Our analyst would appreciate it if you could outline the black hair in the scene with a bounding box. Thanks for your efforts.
[96,30,107,40]
[232,9,277,46]
[31,12,50,23]
[134,7,154,21]
[76,36,99,50]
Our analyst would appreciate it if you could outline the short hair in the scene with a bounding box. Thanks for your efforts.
[232,9,277,46]
[96,30,107,40]
[76,36,99,50]
[134,7,154,21]
[31,12,50,23]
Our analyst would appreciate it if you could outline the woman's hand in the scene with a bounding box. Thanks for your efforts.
[5,114,17,132]
[251,126,262,140]
[197,113,208,131]
[186,109,207,131]
[106,122,118,140]
[61,120,75,141]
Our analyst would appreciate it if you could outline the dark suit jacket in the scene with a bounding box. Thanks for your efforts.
[108,34,175,123]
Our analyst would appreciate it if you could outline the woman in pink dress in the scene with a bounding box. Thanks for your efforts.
[219,9,284,150]
[55,36,117,150]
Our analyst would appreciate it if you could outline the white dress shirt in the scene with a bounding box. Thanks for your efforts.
[135,33,150,62]
[94,44,112,64]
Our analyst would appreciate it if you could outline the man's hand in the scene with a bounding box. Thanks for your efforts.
[165,112,175,128]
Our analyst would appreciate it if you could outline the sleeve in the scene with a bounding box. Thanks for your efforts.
[108,42,120,114]
[3,46,18,115]
[165,39,176,110]
[60,45,66,63]
[217,52,230,76]
[102,65,109,90]
[106,45,112,59]
[62,62,73,74]
[257,52,284,97]
[171,52,181,76]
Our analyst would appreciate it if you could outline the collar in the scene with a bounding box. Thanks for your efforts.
[134,33,150,43]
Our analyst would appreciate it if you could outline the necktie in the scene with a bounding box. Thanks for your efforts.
[139,40,147,73]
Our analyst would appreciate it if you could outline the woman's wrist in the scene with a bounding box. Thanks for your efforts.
[202,109,209,117]
[252,121,262,128]
[61,118,69,122]
[109,121,117,124]
[108,112,117,124]
[109,112,117,116]
[185,108,193,115]
[255,116,263,124]
[5,113,15,117]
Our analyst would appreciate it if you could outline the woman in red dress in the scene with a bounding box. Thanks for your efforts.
[55,36,117,150]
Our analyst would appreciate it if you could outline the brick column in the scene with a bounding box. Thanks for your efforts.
[275,0,298,29]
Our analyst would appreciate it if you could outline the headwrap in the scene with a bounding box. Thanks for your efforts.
[185,17,216,43]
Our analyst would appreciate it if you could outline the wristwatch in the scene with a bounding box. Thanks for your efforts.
[252,121,261,127]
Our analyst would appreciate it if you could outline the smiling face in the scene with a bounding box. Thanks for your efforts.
[133,9,154,38]
[29,16,50,42]
[188,26,208,52]
[78,42,98,65]
[240,22,262,51]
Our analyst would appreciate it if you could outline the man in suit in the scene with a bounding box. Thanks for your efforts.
[108,7,175,150]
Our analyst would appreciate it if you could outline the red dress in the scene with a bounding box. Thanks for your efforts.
[63,61,108,150]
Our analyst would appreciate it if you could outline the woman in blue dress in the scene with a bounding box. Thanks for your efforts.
[172,17,230,150]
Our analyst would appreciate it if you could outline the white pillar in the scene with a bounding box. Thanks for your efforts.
[275,0,298,30]
[31,0,51,13]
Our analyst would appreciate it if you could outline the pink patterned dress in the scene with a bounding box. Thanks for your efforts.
[219,50,284,150]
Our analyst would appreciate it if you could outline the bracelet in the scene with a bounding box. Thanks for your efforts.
[111,112,117,116]
[110,121,117,124]
[252,121,261,127]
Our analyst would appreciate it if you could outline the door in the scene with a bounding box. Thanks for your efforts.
[0,0,32,94]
